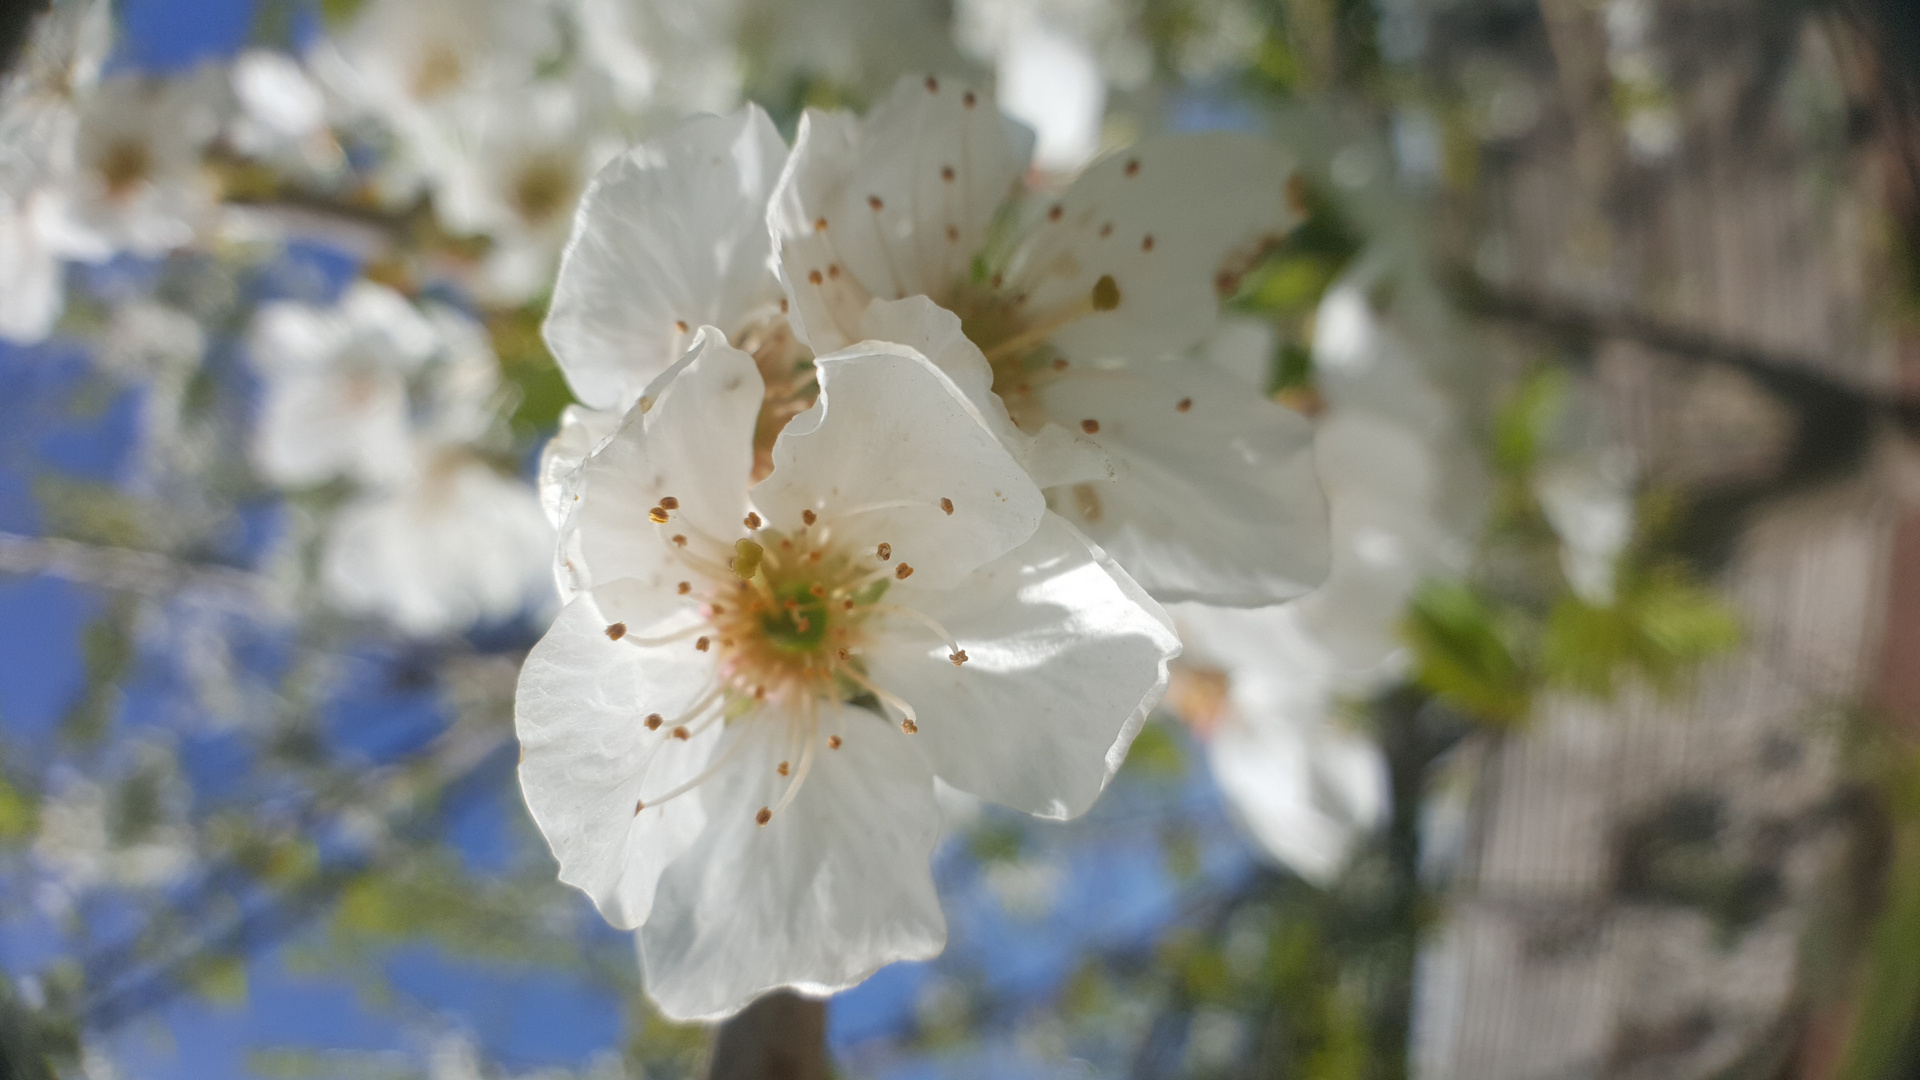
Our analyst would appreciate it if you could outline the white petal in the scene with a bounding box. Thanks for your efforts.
[858,297,1111,488]
[538,404,622,528]
[638,704,945,1021]
[866,512,1179,819]
[752,341,1045,590]
[544,107,789,412]
[251,370,414,488]
[773,75,1033,353]
[1036,360,1328,605]
[563,330,762,616]
[1013,134,1299,363]
[517,589,723,928]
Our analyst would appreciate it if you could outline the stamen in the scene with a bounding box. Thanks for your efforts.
[844,667,918,733]
[829,735,843,749]
[624,621,712,647]
[876,542,892,560]
[939,497,954,515]
[895,564,914,580]
[871,602,961,653]
[756,807,772,825]
[950,649,969,666]
[645,713,663,730]
[764,723,820,821]
[649,507,670,524]
[744,511,762,529]
[802,509,817,526]
[983,275,1121,363]
[659,496,679,509]
[631,716,760,813]
[606,623,627,641]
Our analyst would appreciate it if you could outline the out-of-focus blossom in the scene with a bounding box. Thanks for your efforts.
[774,76,1327,605]
[1167,603,1387,883]
[228,48,345,177]
[55,70,224,256]
[519,331,1177,1019]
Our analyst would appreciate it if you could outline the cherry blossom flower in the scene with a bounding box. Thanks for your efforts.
[54,69,225,257]
[769,76,1329,606]
[1166,602,1388,883]
[518,327,1178,1019]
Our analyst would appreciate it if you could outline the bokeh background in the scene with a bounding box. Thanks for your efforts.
[2,0,1919,1078]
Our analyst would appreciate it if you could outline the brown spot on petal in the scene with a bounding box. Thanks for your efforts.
[1141,234,1155,252]
[941,166,955,182]
[925,75,939,92]
[1177,397,1193,413]
[963,90,976,107]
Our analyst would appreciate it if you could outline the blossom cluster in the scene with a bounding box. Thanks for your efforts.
[516,78,1344,1018]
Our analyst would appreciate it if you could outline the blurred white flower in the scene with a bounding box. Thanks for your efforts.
[322,446,554,636]
[1167,603,1388,883]
[519,329,1176,1019]
[773,76,1327,605]
[247,281,441,489]
[54,69,224,256]
[34,772,196,895]
[0,191,66,342]
[1535,451,1636,606]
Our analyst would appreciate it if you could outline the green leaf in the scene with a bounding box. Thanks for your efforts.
[1491,366,1568,476]
[1403,581,1531,724]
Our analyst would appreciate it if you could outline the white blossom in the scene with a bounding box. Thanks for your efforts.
[772,76,1328,605]
[518,326,1178,1019]
[53,69,224,257]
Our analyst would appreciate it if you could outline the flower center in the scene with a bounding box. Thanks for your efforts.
[614,497,967,827]
[97,139,151,198]
[410,43,465,100]
[955,274,1119,431]
[511,157,578,226]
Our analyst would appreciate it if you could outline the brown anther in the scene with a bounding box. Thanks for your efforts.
[1048,204,1063,222]
[645,713,663,730]
[744,511,762,529]
[814,216,828,232]
[868,195,884,211]
[756,806,772,825]
[946,225,959,242]
[1141,234,1155,252]
[678,581,692,594]
[605,622,627,641]
[949,649,969,666]
[780,298,789,312]
[940,497,954,515]
[672,726,690,740]
[648,507,670,523]
[1124,157,1141,176]
[901,718,919,734]
[1052,358,1069,371]
[659,496,679,510]
[634,799,645,814]
[1081,418,1101,434]
[925,75,939,92]
[674,320,689,333]
[809,583,826,597]
[828,264,841,279]
[895,563,914,580]
[963,90,976,107]
[941,166,955,182]
[829,735,843,749]
[877,542,892,560]
[1286,173,1311,215]
[808,269,824,284]
[710,603,725,615]
[809,551,823,563]
[1176,397,1193,413]
[990,272,1003,289]
[777,761,790,776]
[695,636,711,652]
[1099,222,1113,238]
[672,534,687,546]
[837,648,851,661]
[802,509,817,525]
[1091,274,1120,311]
[842,600,854,611]
[1214,270,1240,296]
[780,538,794,551]
[753,686,767,700]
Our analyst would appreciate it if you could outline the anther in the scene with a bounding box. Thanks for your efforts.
[659,496,679,509]
[828,264,840,279]
[695,636,710,652]
[645,713,663,730]
[633,799,645,814]
[814,216,828,232]
[963,91,976,107]
[841,600,854,611]
[837,648,850,661]
[672,534,688,546]
[990,272,1003,289]
[901,718,919,734]
[649,507,670,523]
[1099,222,1113,237]
[777,761,790,776]
[876,542,892,560]
[939,497,954,515]
[744,511,762,529]
[1177,398,1193,413]
[941,166,954,182]
[672,726,690,740]
[946,225,959,242]
[1053,358,1069,371]
[1124,157,1141,176]
[1141,234,1155,252]
[1048,204,1063,222]
[809,583,826,597]
[829,736,843,749]
[895,563,914,580]
[678,581,691,594]
[1081,419,1101,434]
[808,269,823,284]
[802,509,817,525]
[1091,274,1121,311]
[674,320,688,333]
[950,649,969,666]
[756,806,772,825]
[605,622,627,641]
[868,195,884,211]
[925,75,939,92]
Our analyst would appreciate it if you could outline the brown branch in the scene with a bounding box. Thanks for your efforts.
[706,992,830,1080]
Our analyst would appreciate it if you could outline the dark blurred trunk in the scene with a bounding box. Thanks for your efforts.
[0,0,49,78]
[706,991,829,1080]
